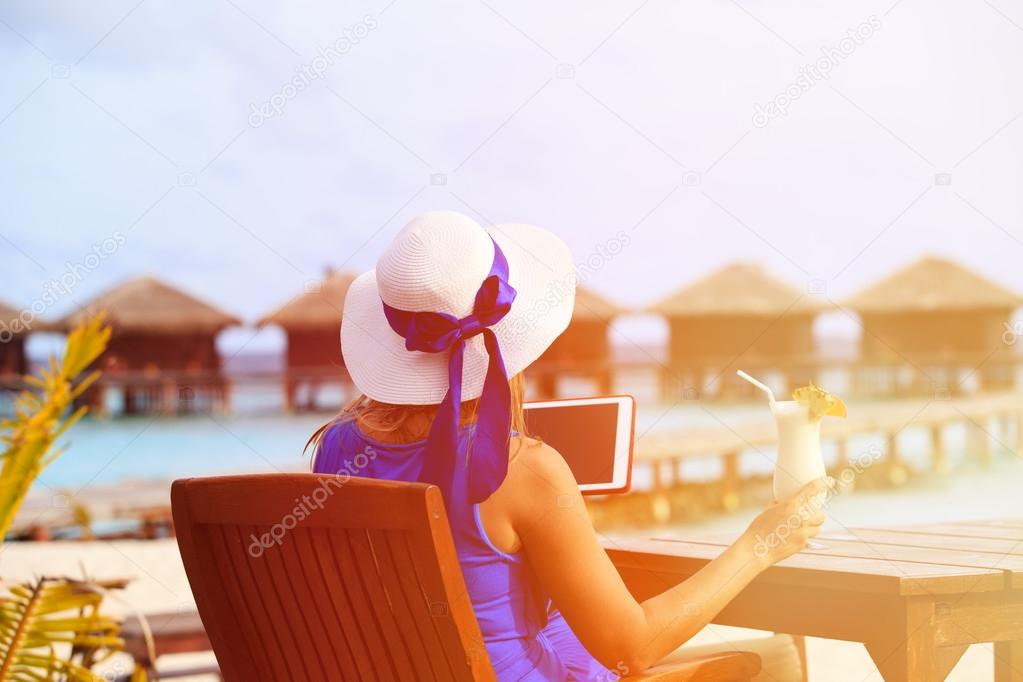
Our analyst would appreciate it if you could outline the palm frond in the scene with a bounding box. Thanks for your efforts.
[0,316,143,682]
[0,578,129,682]
[0,315,110,540]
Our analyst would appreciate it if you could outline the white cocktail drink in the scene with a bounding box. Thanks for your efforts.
[771,400,826,502]
[738,371,844,552]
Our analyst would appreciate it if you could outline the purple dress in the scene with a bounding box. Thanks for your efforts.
[314,419,617,681]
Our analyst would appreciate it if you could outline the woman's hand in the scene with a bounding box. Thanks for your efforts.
[740,477,834,569]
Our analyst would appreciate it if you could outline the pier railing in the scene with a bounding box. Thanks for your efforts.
[526,351,1022,401]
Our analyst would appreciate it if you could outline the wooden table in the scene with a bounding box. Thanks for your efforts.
[605,519,1023,682]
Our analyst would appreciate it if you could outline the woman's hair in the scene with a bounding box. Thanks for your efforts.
[305,372,530,459]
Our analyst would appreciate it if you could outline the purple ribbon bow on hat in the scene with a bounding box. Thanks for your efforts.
[381,238,517,504]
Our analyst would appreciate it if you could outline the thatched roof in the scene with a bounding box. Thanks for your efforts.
[258,270,357,330]
[573,287,627,321]
[56,276,240,333]
[0,300,18,319]
[847,256,1022,314]
[649,262,820,316]
[258,277,628,329]
[0,299,56,335]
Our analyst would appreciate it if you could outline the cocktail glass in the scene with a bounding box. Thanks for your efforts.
[771,400,828,550]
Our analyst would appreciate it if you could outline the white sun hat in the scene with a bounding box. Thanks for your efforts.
[341,210,577,405]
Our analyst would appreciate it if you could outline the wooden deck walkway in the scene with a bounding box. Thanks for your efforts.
[589,392,1023,527]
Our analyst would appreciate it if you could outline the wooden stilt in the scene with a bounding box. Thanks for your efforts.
[886,431,908,487]
[222,379,233,416]
[931,424,948,475]
[722,451,740,511]
[968,416,992,467]
[833,438,855,491]
[162,381,176,416]
[283,375,295,414]
[651,461,664,491]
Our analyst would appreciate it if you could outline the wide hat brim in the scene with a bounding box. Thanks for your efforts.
[341,223,576,405]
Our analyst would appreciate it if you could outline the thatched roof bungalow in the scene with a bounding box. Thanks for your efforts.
[530,287,626,397]
[651,262,820,359]
[847,256,1021,392]
[649,263,822,397]
[258,270,354,364]
[0,300,29,377]
[258,270,356,411]
[56,276,239,414]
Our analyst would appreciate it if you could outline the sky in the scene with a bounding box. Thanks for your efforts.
[2,0,1022,354]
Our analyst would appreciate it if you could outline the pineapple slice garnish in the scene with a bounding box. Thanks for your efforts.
[792,382,847,421]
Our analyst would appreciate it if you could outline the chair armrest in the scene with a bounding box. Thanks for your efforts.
[621,651,762,681]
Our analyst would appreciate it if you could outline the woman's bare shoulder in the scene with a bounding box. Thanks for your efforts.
[508,436,577,490]
[501,436,591,547]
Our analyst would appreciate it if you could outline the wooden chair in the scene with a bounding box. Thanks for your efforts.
[172,474,761,681]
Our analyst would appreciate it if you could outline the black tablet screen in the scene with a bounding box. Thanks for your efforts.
[523,402,620,486]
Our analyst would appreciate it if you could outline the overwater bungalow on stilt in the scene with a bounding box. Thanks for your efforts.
[56,276,239,415]
[649,263,821,400]
[258,270,356,412]
[528,287,624,398]
[846,256,1022,396]
[0,300,29,380]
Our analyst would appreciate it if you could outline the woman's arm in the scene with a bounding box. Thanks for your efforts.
[502,440,830,674]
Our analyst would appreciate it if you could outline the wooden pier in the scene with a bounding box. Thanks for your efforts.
[85,369,233,416]
[587,392,1023,529]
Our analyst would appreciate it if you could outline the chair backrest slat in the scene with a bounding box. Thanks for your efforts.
[262,523,342,678]
[384,531,464,678]
[367,528,438,680]
[332,527,410,679]
[289,530,350,675]
[238,521,318,680]
[204,523,281,679]
[306,526,377,680]
[172,474,496,681]
[292,529,360,675]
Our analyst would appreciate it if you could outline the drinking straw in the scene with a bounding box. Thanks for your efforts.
[736,370,776,404]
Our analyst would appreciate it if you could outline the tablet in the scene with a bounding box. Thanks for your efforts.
[523,395,635,495]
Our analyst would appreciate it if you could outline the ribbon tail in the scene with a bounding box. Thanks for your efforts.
[418,340,465,505]
[467,330,512,503]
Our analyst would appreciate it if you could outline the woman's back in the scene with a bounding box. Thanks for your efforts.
[314,419,613,680]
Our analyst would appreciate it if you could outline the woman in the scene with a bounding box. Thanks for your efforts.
[312,210,830,680]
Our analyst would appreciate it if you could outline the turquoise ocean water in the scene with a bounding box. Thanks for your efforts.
[32,388,1011,494]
